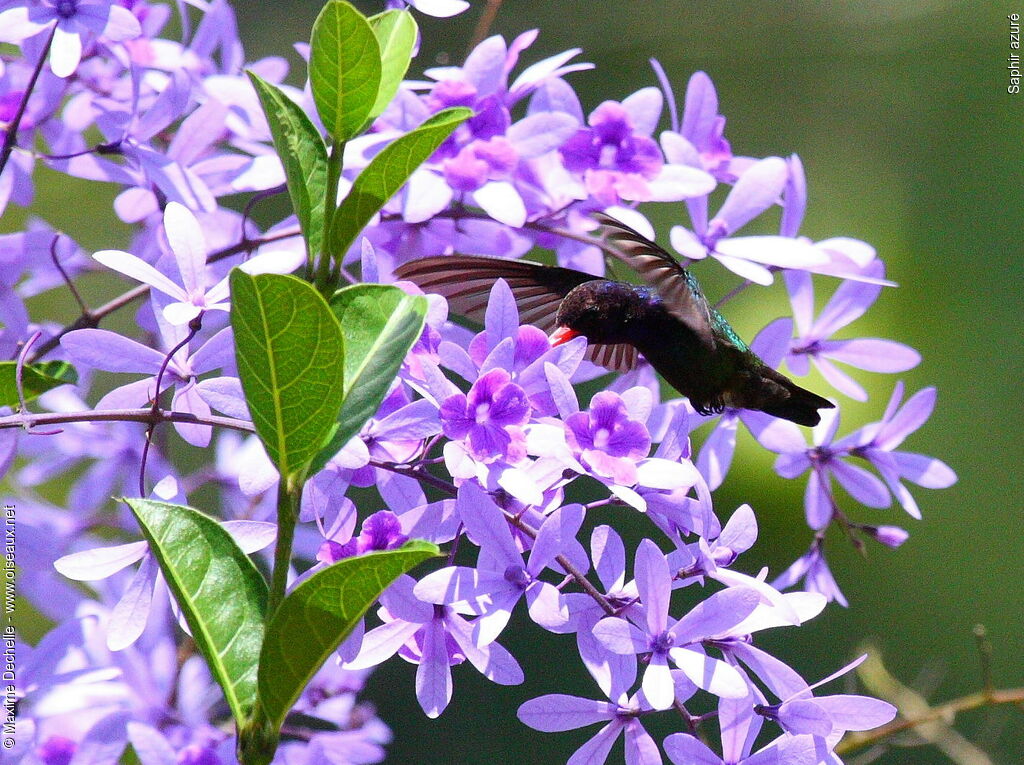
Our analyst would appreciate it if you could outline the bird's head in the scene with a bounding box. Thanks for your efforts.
[551,280,643,346]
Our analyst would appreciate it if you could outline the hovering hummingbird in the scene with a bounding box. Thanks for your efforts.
[394,213,833,426]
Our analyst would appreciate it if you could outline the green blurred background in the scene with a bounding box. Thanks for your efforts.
[15,0,1024,762]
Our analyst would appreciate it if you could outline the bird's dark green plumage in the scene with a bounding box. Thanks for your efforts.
[393,214,834,426]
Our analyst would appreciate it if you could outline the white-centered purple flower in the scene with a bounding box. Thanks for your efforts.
[560,90,715,206]
[760,268,922,401]
[344,574,523,718]
[414,481,578,644]
[842,381,957,518]
[439,368,531,464]
[565,390,651,485]
[593,538,760,709]
[386,31,589,226]
[92,202,302,325]
[0,0,141,78]
[518,682,670,765]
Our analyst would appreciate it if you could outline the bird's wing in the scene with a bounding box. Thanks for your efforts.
[587,342,639,373]
[393,254,597,334]
[593,212,717,350]
[393,254,640,373]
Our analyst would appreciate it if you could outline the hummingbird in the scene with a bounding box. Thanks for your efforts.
[393,213,833,426]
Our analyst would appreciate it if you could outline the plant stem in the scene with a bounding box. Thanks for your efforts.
[318,141,344,291]
[267,475,300,617]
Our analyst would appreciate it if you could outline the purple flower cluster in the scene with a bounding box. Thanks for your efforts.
[0,0,956,763]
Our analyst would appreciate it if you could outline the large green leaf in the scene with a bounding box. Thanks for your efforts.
[367,9,417,121]
[0,360,77,407]
[230,271,345,480]
[310,284,426,472]
[125,499,268,726]
[246,72,328,261]
[326,106,471,258]
[252,540,438,734]
[309,0,381,143]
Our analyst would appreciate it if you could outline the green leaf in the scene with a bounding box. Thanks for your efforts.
[246,72,328,261]
[326,107,472,258]
[309,0,381,142]
[125,498,268,726]
[253,540,438,733]
[367,10,417,121]
[310,284,427,473]
[0,360,77,407]
[230,271,345,480]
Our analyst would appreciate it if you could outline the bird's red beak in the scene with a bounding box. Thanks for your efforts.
[549,326,581,347]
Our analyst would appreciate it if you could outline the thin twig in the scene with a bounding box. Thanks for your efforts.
[138,316,203,494]
[0,25,56,175]
[0,407,255,433]
[835,686,1024,755]
[465,0,504,56]
[49,234,90,314]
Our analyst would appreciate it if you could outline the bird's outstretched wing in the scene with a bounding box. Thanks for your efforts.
[393,254,596,333]
[593,212,717,350]
[393,254,639,373]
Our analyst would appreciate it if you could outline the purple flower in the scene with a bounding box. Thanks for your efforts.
[659,70,736,181]
[670,156,831,285]
[754,655,897,737]
[862,523,910,548]
[318,510,408,563]
[549,526,639,698]
[754,407,890,530]
[386,31,587,226]
[593,539,759,709]
[443,278,588,418]
[54,514,275,650]
[61,319,236,447]
[565,390,651,485]
[0,0,141,78]
[773,536,848,606]
[344,574,523,718]
[413,481,579,643]
[439,368,531,463]
[91,202,302,325]
[518,682,672,765]
[762,269,921,401]
[845,382,957,519]
[560,91,714,206]
[664,731,820,765]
